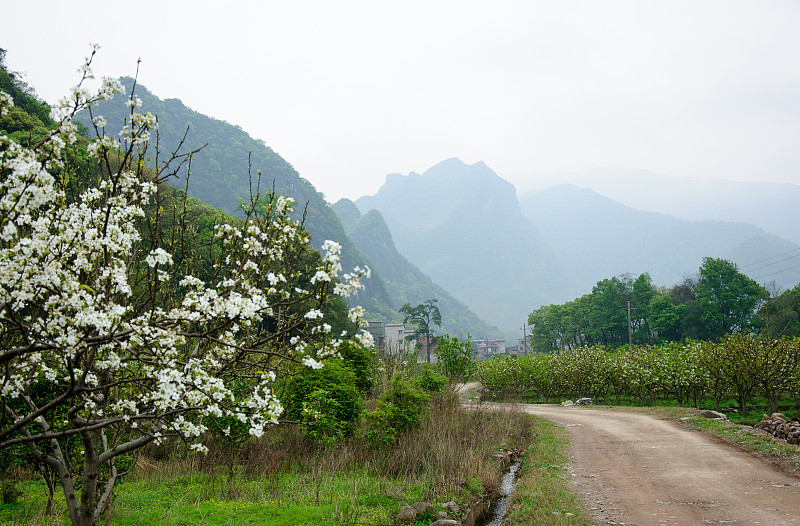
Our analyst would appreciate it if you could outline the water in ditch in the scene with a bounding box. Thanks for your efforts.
[481,458,522,526]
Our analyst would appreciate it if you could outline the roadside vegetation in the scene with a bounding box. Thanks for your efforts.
[504,413,593,526]
[527,261,800,353]
[478,336,800,420]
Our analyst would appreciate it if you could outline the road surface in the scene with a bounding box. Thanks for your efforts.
[516,404,800,525]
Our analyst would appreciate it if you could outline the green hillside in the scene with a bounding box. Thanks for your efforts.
[74,77,393,317]
[0,54,357,335]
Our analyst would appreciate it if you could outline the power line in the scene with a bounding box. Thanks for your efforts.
[753,262,800,281]
[744,253,800,273]
[739,247,800,270]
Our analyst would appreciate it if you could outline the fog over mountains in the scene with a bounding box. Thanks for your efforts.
[356,159,800,335]
[332,200,502,339]
[519,184,800,294]
[520,167,800,246]
[356,159,571,333]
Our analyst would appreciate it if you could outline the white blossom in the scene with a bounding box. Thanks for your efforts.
[355,330,375,349]
[310,270,331,284]
[304,309,324,320]
[145,247,173,268]
[190,443,209,454]
[302,357,324,369]
[0,91,14,116]
[348,306,365,324]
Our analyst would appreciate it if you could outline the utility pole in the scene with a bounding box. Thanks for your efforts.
[521,324,529,354]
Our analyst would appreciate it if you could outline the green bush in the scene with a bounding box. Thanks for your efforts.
[339,341,375,393]
[300,389,350,448]
[415,366,447,393]
[365,378,430,446]
[286,361,364,444]
[435,333,476,387]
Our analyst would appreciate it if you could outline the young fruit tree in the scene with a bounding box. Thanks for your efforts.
[0,48,372,526]
[434,334,476,389]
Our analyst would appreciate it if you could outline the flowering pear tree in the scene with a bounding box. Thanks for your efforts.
[0,47,372,526]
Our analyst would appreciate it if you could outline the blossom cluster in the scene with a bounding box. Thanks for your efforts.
[0,51,373,458]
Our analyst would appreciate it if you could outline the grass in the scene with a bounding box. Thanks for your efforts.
[0,470,420,526]
[109,467,435,525]
[0,394,546,526]
[0,449,462,526]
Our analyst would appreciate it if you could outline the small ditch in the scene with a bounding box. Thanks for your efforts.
[479,458,522,526]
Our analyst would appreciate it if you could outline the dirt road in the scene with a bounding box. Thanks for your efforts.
[517,404,800,525]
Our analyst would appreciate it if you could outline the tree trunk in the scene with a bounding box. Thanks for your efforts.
[426,330,431,364]
[52,450,80,526]
[104,493,112,526]
[79,430,101,526]
[36,464,56,515]
[768,390,779,415]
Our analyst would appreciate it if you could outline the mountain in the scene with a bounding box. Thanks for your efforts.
[356,158,573,333]
[535,167,800,246]
[519,184,800,291]
[75,77,393,316]
[332,199,503,339]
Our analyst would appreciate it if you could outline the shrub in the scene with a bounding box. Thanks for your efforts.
[339,341,375,393]
[286,361,364,444]
[415,366,447,393]
[435,333,476,387]
[365,378,430,446]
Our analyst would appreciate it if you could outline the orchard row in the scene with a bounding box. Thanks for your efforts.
[477,335,800,418]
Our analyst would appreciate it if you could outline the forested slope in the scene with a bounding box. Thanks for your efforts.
[74,77,394,317]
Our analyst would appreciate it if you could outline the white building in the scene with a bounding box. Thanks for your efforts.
[366,321,416,355]
[383,323,414,354]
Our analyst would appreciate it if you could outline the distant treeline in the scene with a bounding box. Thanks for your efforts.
[528,257,800,351]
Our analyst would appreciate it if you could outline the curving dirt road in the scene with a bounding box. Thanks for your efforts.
[515,404,800,525]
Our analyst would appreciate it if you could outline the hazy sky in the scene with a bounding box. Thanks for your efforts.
[2,1,799,202]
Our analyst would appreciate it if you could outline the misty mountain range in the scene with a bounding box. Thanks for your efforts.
[332,200,500,339]
[522,167,800,246]
[519,183,800,295]
[354,159,800,334]
[77,80,800,339]
[354,159,570,332]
